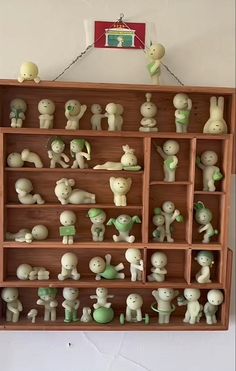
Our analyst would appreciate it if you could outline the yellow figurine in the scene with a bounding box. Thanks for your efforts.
[147,44,165,85]
[18,62,40,83]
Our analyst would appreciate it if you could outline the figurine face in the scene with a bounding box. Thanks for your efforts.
[125,248,141,264]
[60,211,76,226]
[16,264,32,280]
[61,252,78,269]
[184,288,200,301]
[70,139,83,153]
[195,209,212,224]
[163,140,180,156]
[65,100,81,116]
[207,290,224,305]
[55,183,72,200]
[20,62,38,80]
[116,214,132,225]
[7,153,24,168]
[162,201,175,214]
[173,93,189,109]
[63,287,79,301]
[96,287,108,297]
[148,44,165,60]
[15,178,33,193]
[38,288,57,301]
[1,288,19,302]
[153,214,165,226]
[196,251,214,267]
[140,101,157,118]
[38,99,55,115]
[89,257,106,274]
[10,98,27,112]
[90,212,106,224]
[158,288,175,301]
[200,151,218,166]
[51,140,65,154]
[91,104,102,114]
[31,225,48,240]
[151,252,167,268]
[105,103,117,114]
[112,178,131,193]
[126,293,143,310]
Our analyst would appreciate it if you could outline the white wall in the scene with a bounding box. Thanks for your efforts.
[0,1,235,370]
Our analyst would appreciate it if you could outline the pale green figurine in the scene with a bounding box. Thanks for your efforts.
[58,252,80,281]
[154,202,184,243]
[1,288,23,323]
[196,151,223,192]
[125,293,144,322]
[156,140,180,182]
[139,93,158,132]
[203,96,228,134]
[6,224,48,243]
[148,252,167,282]
[204,289,224,325]
[37,288,58,321]
[125,248,143,281]
[89,254,125,280]
[107,214,141,243]
[18,61,40,83]
[10,98,27,128]
[90,104,106,130]
[90,288,114,324]
[80,307,93,323]
[88,208,106,242]
[59,210,77,245]
[38,99,55,129]
[177,288,203,325]
[62,288,80,323]
[109,177,132,206]
[152,288,179,324]
[195,251,214,283]
[173,93,192,133]
[48,138,70,168]
[194,201,218,243]
[16,263,50,280]
[15,178,45,205]
[55,178,96,205]
[70,139,91,169]
[152,212,166,242]
[65,99,87,130]
[147,43,165,85]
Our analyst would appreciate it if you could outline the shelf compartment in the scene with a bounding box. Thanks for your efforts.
[190,249,222,285]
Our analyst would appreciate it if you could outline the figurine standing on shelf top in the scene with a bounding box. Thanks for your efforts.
[18,61,40,83]
[105,103,124,131]
[194,201,218,243]
[203,96,228,134]
[88,208,106,242]
[58,252,80,281]
[154,202,184,243]
[48,138,70,168]
[38,99,55,129]
[148,251,167,282]
[37,288,58,321]
[6,224,48,243]
[125,248,143,281]
[1,288,23,323]
[204,289,224,325]
[195,250,214,283]
[65,99,87,130]
[107,214,141,243]
[196,151,223,192]
[147,43,165,85]
[10,98,27,128]
[89,254,125,280]
[152,288,179,324]
[139,93,158,132]
[109,176,132,206]
[59,210,77,245]
[90,104,106,130]
[62,288,80,323]
[55,178,96,205]
[177,288,203,325]
[70,139,91,169]
[15,178,45,204]
[173,93,192,133]
[156,140,180,182]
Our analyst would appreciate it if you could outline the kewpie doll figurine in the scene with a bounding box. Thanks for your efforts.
[59,210,77,245]
[37,288,58,321]
[90,287,114,309]
[109,177,132,206]
[65,99,87,130]
[154,202,184,243]
[107,214,141,243]
[21,149,43,168]
[89,254,125,280]
[194,201,218,243]
[38,99,55,129]
[147,43,165,84]
[204,289,224,325]
[125,293,143,322]
[195,250,214,283]
[6,224,48,243]
[139,93,158,132]
[177,288,203,325]
[88,208,106,241]
[48,138,70,168]
[125,248,143,281]
[203,96,228,134]
[196,150,223,192]
[152,212,166,242]
[156,140,180,182]
[90,104,106,130]
[70,138,91,169]
[1,288,23,323]
[58,252,80,281]
[18,61,40,83]
[15,178,45,204]
[10,98,27,128]
[173,93,192,133]
[55,178,96,205]
[16,264,50,280]
[152,288,179,324]
[148,251,167,282]
[62,287,80,323]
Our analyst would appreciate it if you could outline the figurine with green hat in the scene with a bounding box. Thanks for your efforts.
[88,208,106,241]
[195,250,214,283]
[70,138,91,169]
[194,201,218,243]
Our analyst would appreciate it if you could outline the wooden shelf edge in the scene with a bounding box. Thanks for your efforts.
[2,241,146,248]
[5,167,144,175]
[5,203,143,210]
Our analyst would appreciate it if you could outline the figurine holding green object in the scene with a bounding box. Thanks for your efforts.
[18,61,40,83]
[195,251,214,283]
[65,99,87,130]
[125,293,144,322]
[204,289,224,325]
[148,252,167,282]
[70,139,91,169]
[109,176,132,206]
[38,99,55,129]
[48,138,70,168]
[173,93,192,133]
[107,214,141,243]
[139,93,158,132]
[156,140,180,182]
[55,178,96,205]
[1,288,23,323]
[88,208,106,242]
[89,254,125,280]
[152,212,166,242]
[58,252,80,281]
[152,288,179,324]
[194,201,218,243]
[59,210,77,245]
[37,288,58,321]
[203,96,227,134]
[125,248,143,281]
[10,98,27,128]
[90,104,106,130]
[154,202,184,243]
[15,178,45,204]
[177,288,203,325]
[196,151,223,192]
[62,288,80,323]
[147,44,165,85]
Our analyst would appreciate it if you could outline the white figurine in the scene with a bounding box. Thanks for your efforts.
[147,43,165,84]
[1,288,23,323]
[38,99,55,129]
[9,98,27,128]
[59,210,77,245]
[139,93,158,132]
[27,309,38,323]
[6,224,48,243]
[89,254,125,280]
[203,96,227,134]
[177,288,203,325]
[21,149,43,168]
[48,138,70,168]
[156,140,180,182]
[196,151,223,192]
[109,176,132,206]
[90,287,114,309]
[173,93,192,133]
[152,288,179,324]
[154,202,183,242]
[16,264,50,280]
[105,103,123,131]
[148,252,167,282]
[204,289,224,325]
[65,99,87,130]
[90,104,106,130]
[194,201,218,243]
[80,307,93,323]
[125,293,143,322]
[58,252,80,281]
[7,152,24,168]
[37,288,58,321]
[18,61,40,83]
[70,139,91,169]
[115,104,124,130]
[87,208,106,241]
[55,178,96,205]
[152,212,166,242]
[15,178,45,204]
[62,288,80,323]
[107,214,141,243]
[195,251,214,283]
[125,248,143,282]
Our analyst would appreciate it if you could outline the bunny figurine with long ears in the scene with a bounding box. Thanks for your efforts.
[203,96,228,134]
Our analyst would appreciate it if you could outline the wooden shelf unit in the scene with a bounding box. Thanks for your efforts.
[0,80,234,331]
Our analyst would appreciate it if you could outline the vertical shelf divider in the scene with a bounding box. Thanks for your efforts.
[0,133,5,282]
[186,138,197,245]
[142,137,151,244]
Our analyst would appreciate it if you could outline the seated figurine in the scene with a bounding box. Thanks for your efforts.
[195,250,214,283]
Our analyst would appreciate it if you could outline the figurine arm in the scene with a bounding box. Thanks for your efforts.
[48,150,53,159]
[187,98,192,110]
[199,225,208,232]
[7,303,19,314]
[132,260,143,271]
[156,146,167,160]
[90,295,98,300]
[105,254,112,265]
[74,300,80,310]
[61,153,70,162]
[107,295,114,299]
[16,188,27,196]
[170,209,180,223]
[50,300,58,308]
[196,156,205,170]
[19,112,25,119]
[152,290,159,302]
[10,112,16,119]
[36,299,45,306]
[18,300,23,311]
[65,110,71,120]
[77,105,87,120]
[62,300,71,310]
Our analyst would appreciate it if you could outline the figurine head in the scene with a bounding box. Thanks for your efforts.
[55,178,75,201]
[184,288,201,302]
[200,151,218,166]
[51,138,66,154]
[38,99,55,115]
[194,202,212,225]
[38,287,57,301]
[31,225,48,240]
[87,208,106,224]
[60,211,76,226]
[173,93,189,110]
[121,145,137,167]
[96,287,108,298]
[195,251,214,267]
[10,98,27,112]
[16,263,32,280]
[126,293,143,310]
[125,248,142,264]
[158,288,176,301]
[151,252,167,268]
[65,100,81,116]
[91,104,102,114]
[162,201,175,214]
[148,44,165,61]
[1,287,19,302]
[110,177,132,195]
[7,152,24,168]
[207,289,224,306]
[105,103,117,114]
[63,287,79,301]
[89,257,106,274]
[162,140,180,156]
[153,209,165,226]
[19,62,39,80]
[61,252,78,270]
[70,139,85,154]
[140,93,157,118]
[15,178,33,193]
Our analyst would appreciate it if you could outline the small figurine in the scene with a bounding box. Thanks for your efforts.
[80,307,93,323]
[58,252,80,281]
[59,210,77,245]
[6,224,48,243]
[152,211,166,242]
[109,176,132,206]
[154,202,184,243]
[48,138,70,168]
[7,152,24,168]
[89,254,125,280]
[15,178,45,204]
[139,93,158,132]
[37,288,58,321]
[90,104,106,130]
[156,140,180,182]
[147,43,165,84]
[107,214,141,243]
[10,98,27,128]
[18,61,40,83]
[90,288,114,324]
[27,309,38,323]
[65,99,87,130]
[195,250,214,283]
[125,293,144,322]
[173,93,192,133]
[148,252,167,282]
[177,288,203,325]
[70,139,91,169]
[55,178,96,205]
[105,103,123,131]
[204,289,224,325]
[16,264,50,280]
[87,208,106,241]
[20,149,43,168]
[1,288,23,323]
[125,248,143,281]
[62,288,80,323]
[203,96,228,134]
[194,201,218,243]
[196,151,223,192]
[38,99,55,129]
[152,288,179,324]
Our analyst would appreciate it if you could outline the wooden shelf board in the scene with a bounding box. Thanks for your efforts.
[150,181,191,186]
[191,243,223,250]
[194,191,225,195]
[147,242,189,249]
[5,167,144,175]
[6,203,143,210]
[2,241,145,249]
